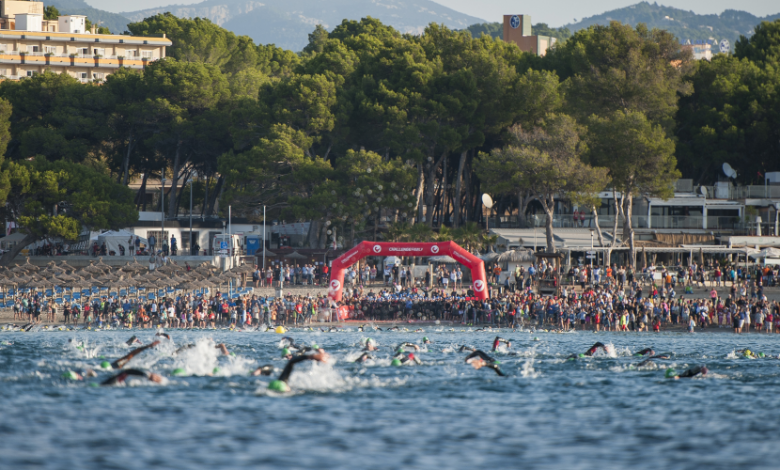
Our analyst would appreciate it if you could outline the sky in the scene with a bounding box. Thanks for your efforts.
[87,0,779,26]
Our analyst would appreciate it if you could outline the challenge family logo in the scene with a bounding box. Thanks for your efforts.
[431,245,440,254]
[330,280,341,291]
[373,245,382,254]
[473,280,485,292]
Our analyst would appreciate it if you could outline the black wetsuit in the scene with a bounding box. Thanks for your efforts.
[492,337,510,351]
[126,335,142,346]
[354,352,373,363]
[635,348,655,356]
[676,365,707,378]
[278,355,321,384]
[101,369,154,386]
[112,341,159,369]
[567,342,606,359]
[253,365,275,376]
[465,350,506,376]
[459,345,476,352]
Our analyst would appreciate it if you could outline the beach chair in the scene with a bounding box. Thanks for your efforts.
[72,292,81,300]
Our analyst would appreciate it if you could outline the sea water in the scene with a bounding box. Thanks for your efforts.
[1,328,778,469]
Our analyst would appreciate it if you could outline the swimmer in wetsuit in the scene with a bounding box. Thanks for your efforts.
[634,348,655,357]
[392,352,422,366]
[464,350,506,376]
[666,365,708,379]
[396,342,420,352]
[111,341,160,369]
[363,338,378,352]
[126,335,142,346]
[268,349,331,392]
[422,337,431,344]
[636,353,672,367]
[353,352,374,363]
[155,333,172,341]
[252,365,275,376]
[174,343,230,356]
[736,349,766,358]
[567,342,607,360]
[458,345,476,352]
[101,368,164,386]
[492,337,511,351]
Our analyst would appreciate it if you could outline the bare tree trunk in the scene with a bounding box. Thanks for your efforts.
[540,195,556,253]
[0,233,36,266]
[624,194,636,267]
[424,151,446,227]
[439,153,447,228]
[592,205,605,247]
[415,163,424,223]
[122,132,134,186]
[202,175,210,218]
[453,150,467,228]
[611,189,621,247]
[136,171,149,210]
[167,141,182,218]
[206,175,224,217]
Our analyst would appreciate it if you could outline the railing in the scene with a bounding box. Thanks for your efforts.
[489,214,750,231]
[732,185,780,199]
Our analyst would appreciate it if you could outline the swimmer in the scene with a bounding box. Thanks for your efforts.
[155,333,172,341]
[464,350,506,376]
[111,341,160,369]
[62,369,98,381]
[566,342,607,360]
[357,325,364,332]
[422,337,431,345]
[396,342,421,353]
[492,337,511,351]
[353,352,374,363]
[415,328,424,333]
[268,349,331,392]
[174,343,230,356]
[636,354,671,367]
[634,348,655,357]
[666,365,708,379]
[251,365,275,376]
[392,352,421,366]
[364,338,378,351]
[101,369,164,386]
[458,345,476,352]
[126,335,142,346]
[281,337,303,350]
[736,349,765,359]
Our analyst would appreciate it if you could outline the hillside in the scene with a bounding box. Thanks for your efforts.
[122,0,485,51]
[564,2,780,45]
[48,0,132,33]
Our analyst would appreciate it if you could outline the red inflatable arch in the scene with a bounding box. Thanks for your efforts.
[327,241,489,302]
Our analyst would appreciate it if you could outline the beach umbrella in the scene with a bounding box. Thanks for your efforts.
[496,250,535,263]
[21,258,40,272]
[428,255,457,264]
[480,252,500,263]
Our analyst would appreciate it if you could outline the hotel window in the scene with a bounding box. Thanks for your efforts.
[141,50,154,59]
[44,46,56,54]
[80,72,88,79]
[93,48,105,56]
[92,72,104,80]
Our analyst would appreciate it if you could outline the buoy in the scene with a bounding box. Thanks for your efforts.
[275,326,286,334]
[268,380,290,392]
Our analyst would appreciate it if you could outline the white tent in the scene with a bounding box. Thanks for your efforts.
[97,230,148,256]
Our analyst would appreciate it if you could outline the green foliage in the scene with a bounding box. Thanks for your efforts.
[127,13,299,77]
[676,20,780,184]
[44,6,60,20]
[462,22,571,41]
[546,22,691,131]
[0,157,137,242]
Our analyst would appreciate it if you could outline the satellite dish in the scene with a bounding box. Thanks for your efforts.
[719,39,730,54]
[700,186,707,198]
[722,162,737,179]
[481,194,494,209]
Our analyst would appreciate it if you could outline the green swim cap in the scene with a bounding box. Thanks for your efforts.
[76,346,84,351]
[281,348,290,357]
[89,382,99,388]
[391,358,402,366]
[100,361,112,370]
[665,368,677,378]
[759,352,766,358]
[423,337,429,341]
[494,360,501,365]
[268,380,290,392]
[533,337,540,341]
[396,347,405,354]
[311,344,319,350]
[62,371,79,380]
[212,367,220,375]
[578,353,586,358]
[171,368,187,377]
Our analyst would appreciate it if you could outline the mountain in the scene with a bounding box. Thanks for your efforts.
[48,0,132,33]
[121,0,485,51]
[564,2,780,46]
